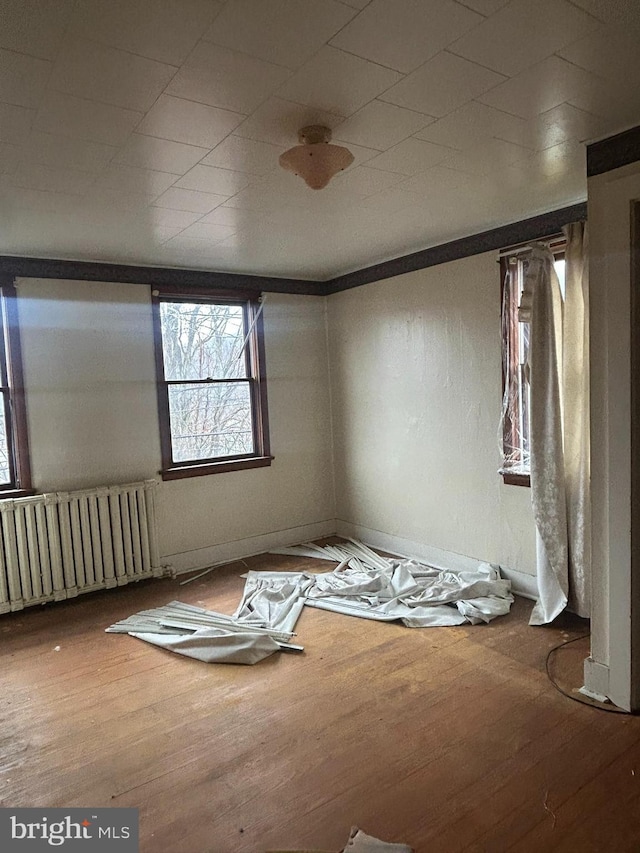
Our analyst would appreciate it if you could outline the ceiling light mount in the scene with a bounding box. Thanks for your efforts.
[279,125,354,190]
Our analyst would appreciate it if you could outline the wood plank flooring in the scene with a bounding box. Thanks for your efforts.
[1,549,639,853]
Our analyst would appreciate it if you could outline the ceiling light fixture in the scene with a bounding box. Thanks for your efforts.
[279,125,354,190]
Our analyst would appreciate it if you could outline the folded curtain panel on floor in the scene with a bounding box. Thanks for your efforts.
[107,540,513,662]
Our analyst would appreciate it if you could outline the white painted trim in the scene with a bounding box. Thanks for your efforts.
[583,657,612,704]
[165,519,337,575]
[336,520,539,601]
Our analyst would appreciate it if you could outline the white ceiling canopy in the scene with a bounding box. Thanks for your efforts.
[0,0,638,280]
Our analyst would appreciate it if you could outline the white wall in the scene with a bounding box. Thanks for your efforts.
[327,251,537,579]
[586,160,640,710]
[16,278,336,571]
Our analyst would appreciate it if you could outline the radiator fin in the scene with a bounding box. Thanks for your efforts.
[0,480,165,613]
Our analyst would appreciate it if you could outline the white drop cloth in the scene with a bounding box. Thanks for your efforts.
[129,627,280,664]
[343,827,413,853]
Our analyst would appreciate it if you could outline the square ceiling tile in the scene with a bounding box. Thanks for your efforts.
[0,49,51,110]
[380,52,506,117]
[142,207,204,229]
[330,165,406,198]
[565,0,637,24]
[559,25,640,88]
[479,56,601,119]
[153,186,227,213]
[198,206,246,227]
[0,142,20,174]
[114,135,209,176]
[366,137,454,174]
[203,0,355,70]
[177,221,236,242]
[176,164,251,195]
[49,37,177,113]
[94,164,178,197]
[71,0,222,65]
[396,165,473,196]
[136,95,244,149]
[20,132,116,172]
[35,92,143,147]
[448,0,599,77]
[532,103,609,149]
[453,0,511,13]
[336,0,370,8]
[439,137,532,176]
[276,46,402,116]
[334,100,435,151]
[202,135,285,175]
[568,82,640,126]
[414,101,528,150]
[358,185,425,215]
[0,186,85,213]
[330,0,482,74]
[167,42,291,114]
[234,97,345,147]
[8,163,96,194]
[85,187,157,211]
[0,102,35,145]
[0,0,75,60]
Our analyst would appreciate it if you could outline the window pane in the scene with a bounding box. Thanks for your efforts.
[0,398,11,485]
[168,382,254,462]
[160,301,247,381]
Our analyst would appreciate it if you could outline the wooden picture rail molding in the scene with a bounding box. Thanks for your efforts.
[0,201,592,297]
[324,202,588,294]
[0,255,325,297]
[587,124,640,178]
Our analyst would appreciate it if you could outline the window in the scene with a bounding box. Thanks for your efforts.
[152,286,271,480]
[0,279,32,495]
[500,241,565,486]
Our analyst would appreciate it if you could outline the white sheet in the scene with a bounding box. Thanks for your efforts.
[130,627,280,664]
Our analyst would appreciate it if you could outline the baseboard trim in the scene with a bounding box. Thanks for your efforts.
[583,657,611,701]
[335,520,539,600]
[165,519,337,575]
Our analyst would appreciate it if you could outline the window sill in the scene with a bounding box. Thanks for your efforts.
[501,472,531,487]
[0,488,37,500]
[161,456,273,480]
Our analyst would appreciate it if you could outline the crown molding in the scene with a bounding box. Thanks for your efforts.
[324,202,588,294]
[0,202,590,297]
[587,124,640,178]
[0,255,325,296]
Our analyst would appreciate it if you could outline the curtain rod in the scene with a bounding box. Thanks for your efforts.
[498,234,566,259]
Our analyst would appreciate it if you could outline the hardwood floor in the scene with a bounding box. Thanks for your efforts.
[1,550,639,853]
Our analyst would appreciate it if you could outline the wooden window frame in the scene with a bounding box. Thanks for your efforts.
[0,277,33,497]
[500,238,565,488]
[152,285,271,481]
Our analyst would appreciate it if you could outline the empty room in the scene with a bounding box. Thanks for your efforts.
[1,1,640,851]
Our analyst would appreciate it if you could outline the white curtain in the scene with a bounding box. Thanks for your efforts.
[524,222,590,625]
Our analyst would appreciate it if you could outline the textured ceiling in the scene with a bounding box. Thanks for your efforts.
[0,0,638,280]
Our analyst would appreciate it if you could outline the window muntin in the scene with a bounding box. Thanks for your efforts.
[500,244,565,486]
[153,288,270,479]
[0,280,32,494]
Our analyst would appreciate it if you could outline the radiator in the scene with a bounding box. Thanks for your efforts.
[0,479,168,613]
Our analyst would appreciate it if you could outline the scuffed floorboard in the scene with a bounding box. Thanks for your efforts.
[0,548,639,853]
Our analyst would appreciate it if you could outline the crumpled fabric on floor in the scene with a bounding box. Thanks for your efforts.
[129,627,280,664]
[266,826,413,853]
[343,827,413,853]
[234,571,315,633]
[261,541,514,629]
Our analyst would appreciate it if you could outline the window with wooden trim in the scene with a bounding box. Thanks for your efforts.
[500,241,565,486]
[0,279,32,495]
[152,286,271,480]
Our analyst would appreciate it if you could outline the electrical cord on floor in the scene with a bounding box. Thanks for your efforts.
[545,634,629,714]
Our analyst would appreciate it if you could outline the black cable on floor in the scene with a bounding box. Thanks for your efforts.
[545,634,629,714]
